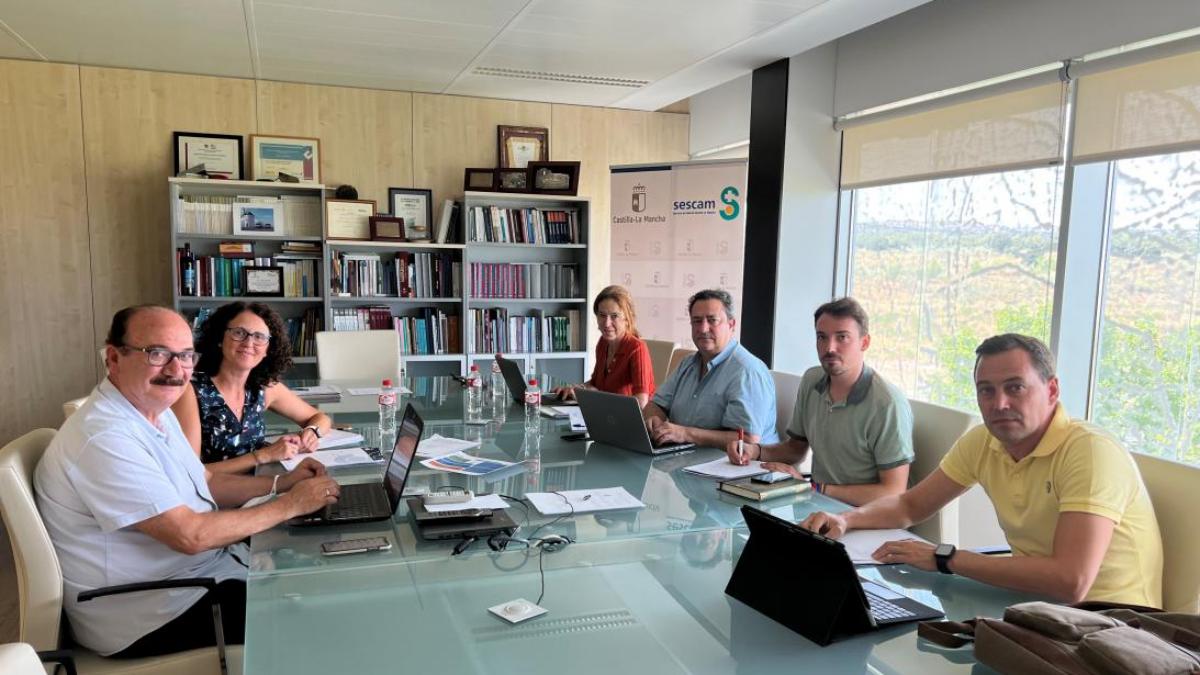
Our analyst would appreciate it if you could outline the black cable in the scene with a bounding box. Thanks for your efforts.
[536,545,547,606]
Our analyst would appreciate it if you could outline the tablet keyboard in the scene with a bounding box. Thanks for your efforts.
[865,591,916,621]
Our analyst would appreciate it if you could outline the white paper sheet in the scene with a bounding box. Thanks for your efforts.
[525,487,645,515]
[682,457,768,480]
[422,494,510,513]
[841,529,932,565]
[279,446,379,471]
[346,386,413,396]
[415,434,481,458]
[264,429,364,450]
[420,452,516,476]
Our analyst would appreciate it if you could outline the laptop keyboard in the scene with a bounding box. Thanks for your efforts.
[326,485,389,521]
[865,591,916,622]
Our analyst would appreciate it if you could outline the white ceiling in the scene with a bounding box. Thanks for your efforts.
[0,0,929,110]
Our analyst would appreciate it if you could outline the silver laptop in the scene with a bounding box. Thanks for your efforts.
[574,388,695,455]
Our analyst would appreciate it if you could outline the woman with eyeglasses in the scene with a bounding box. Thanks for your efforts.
[172,301,331,473]
[553,285,655,408]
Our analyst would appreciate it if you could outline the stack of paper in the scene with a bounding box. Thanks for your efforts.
[279,447,379,471]
[420,452,515,476]
[682,457,768,480]
[422,494,510,513]
[264,429,364,450]
[415,434,481,458]
[291,384,341,403]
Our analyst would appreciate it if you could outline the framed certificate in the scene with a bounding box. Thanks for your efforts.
[326,199,376,240]
[498,125,549,169]
[369,215,405,242]
[243,266,284,296]
[250,134,321,183]
[174,131,243,179]
[388,188,433,242]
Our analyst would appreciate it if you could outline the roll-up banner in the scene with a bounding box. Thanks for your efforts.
[610,159,747,346]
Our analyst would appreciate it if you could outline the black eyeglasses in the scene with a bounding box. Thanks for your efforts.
[226,326,271,345]
[119,345,200,367]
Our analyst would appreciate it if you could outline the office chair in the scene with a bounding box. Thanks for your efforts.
[315,329,402,382]
[642,339,677,387]
[0,429,242,674]
[1132,453,1200,612]
[768,370,811,473]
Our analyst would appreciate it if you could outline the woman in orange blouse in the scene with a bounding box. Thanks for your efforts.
[554,285,656,407]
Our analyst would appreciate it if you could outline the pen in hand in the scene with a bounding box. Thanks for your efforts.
[737,428,745,463]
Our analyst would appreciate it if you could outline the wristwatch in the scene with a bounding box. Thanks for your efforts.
[304,425,322,439]
[934,543,957,574]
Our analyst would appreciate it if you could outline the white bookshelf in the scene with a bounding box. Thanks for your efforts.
[169,177,327,374]
[462,191,591,384]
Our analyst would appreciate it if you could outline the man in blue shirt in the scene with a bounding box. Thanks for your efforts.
[643,289,777,448]
[35,305,340,657]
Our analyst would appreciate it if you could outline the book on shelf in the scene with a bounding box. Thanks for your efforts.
[466,206,580,244]
[717,477,810,501]
[469,262,579,299]
[435,200,461,244]
[285,308,323,357]
[218,241,254,258]
[330,306,460,355]
[330,251,460,298]
[467,308,579,354]
[177,195,236,234]
[176,194,321,237]
[176,250,320,298]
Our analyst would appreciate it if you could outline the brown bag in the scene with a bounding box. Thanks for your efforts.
[918,601,1200,675]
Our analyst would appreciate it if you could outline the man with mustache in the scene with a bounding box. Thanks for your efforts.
[643,289,778,448]
[799,334,1162,606]
[726,297,912,506]
[35,305,340,657]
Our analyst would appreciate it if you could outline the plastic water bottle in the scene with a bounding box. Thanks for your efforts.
[378,378,397,434]
[466,364,483,421]
[490,358,505,402]
[524,379,542,434]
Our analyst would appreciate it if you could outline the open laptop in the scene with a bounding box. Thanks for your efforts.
[495,355,574,405]
[289,404,425,526]
[726,506,943,646]
[574,388,695,455]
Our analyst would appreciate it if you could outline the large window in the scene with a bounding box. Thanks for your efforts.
[1092,150,1200,464]
[848,167,1063,411]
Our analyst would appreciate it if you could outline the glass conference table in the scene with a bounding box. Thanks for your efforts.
[247,377,1032,674]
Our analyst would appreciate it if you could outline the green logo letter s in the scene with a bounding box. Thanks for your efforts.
[719,186,740,221]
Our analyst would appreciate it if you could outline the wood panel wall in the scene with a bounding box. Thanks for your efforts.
[256,81,413,211]
[0,61,94,447]
[0,58,689,447]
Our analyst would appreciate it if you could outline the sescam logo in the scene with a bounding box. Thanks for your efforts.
[719,186,740,221]
[673,186,741,220]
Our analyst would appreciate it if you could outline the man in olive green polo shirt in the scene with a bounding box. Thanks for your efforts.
[726,297,913,506]
[801,334,1163,607]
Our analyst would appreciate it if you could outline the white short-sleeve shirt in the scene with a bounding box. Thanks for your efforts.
[34,379,248,655]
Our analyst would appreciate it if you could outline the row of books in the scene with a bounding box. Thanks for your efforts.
[286,308,323,357]
[330,307,461,355]
[176,194,321,236]
[330,252,461,298]
[467,308,581,354]
[469,263,580,299]
[466,207,581,244]
[176,253,320,298]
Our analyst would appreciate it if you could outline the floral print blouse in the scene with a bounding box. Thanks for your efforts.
[193,371,268,464]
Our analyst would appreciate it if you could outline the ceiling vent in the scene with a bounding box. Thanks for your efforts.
[473,67,648,88]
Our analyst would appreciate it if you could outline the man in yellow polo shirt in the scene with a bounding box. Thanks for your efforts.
[800,334,1163,607]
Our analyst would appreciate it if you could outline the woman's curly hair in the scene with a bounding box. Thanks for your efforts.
[195,301,293,390]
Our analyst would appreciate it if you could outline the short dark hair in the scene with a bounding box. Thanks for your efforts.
[106,304,177,347]
[195,301,293,390]
[974,333,1056,382]
[687,289,735,320]
[813,297,869,335]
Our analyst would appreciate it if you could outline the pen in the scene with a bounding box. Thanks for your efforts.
[737,428,745,462]
[582,494,592,502]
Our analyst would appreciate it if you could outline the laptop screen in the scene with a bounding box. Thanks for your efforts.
[383,404,424,510]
